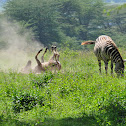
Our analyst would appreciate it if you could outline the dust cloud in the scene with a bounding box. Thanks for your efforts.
[0,18,43,72]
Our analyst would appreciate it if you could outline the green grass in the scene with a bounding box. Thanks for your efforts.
[0,50,126,126]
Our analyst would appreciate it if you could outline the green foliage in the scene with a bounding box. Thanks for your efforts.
[12,93,38,113]
[1,0,126,125]
[0,50,126,125]
[105,0,126,3]
[4,0,105,47]
[4,0,63,45]
[31,72,54,88]
[2,0,126,49]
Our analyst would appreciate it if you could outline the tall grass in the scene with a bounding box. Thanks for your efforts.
[0,49,126,126]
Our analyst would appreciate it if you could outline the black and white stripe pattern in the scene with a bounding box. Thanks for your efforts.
[81,35,125,76]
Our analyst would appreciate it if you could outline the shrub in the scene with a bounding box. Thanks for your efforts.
[31,72,54,88]
[12,92,44,113]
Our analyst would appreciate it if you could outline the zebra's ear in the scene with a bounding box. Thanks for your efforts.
[123,59,126,62]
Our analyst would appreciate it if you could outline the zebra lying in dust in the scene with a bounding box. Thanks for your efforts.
[81,35,126,77]
[20,46,61,74]
[36,46,61,73]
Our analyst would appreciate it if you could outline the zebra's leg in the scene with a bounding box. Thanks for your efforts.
[111,60,113,75]
[98,60,101,74]
[35,49,43,66]
[41,47,48,63]
[104,62,108,75]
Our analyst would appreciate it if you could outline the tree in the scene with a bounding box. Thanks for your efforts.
[4,0,63,45]
[4,0,106,47]
[58,0,104,40]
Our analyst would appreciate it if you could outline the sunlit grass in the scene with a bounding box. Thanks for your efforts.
[0,50,126,126]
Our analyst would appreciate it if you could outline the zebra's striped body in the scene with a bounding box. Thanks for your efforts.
[94,35,116,62]
[81,35,125,76]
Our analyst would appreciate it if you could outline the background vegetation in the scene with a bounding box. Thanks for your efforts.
[0,0,126,49]
[105,0,126,3]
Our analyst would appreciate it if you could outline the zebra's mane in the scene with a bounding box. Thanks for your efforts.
[108,40,124,62]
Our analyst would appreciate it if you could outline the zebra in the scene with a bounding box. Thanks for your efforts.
[81,35,126,77]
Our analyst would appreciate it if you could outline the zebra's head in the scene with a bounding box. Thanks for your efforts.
[115,60,125,77]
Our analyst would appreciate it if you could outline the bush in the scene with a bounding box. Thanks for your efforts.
[97,91,126,125]
[31,72,54,88]
[12,92,44,113]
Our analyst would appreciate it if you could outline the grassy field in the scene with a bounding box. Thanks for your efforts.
[0,49,126,126]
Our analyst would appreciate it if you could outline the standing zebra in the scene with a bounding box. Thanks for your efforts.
[81,35,126,76]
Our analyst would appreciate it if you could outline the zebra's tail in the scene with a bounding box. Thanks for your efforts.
[81,41,95,45]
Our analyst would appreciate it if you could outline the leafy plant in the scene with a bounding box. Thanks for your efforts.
[31,72,53,88]
[0,50,126,126]
[12,92,44,113]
